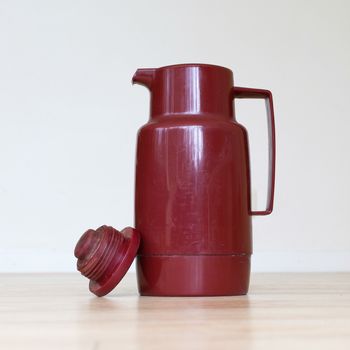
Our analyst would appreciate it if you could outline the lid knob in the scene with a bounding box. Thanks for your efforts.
[74,225,140,297]
[74,229,98,260]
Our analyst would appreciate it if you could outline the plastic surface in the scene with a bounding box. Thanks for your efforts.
[74,225,140,297]
[234,87,276,215]
[133,64,275,296]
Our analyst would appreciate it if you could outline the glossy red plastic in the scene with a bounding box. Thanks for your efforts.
[133,64,275,296]
[74,225,140,297]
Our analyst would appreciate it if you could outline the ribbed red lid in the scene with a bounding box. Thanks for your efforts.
[74,225,140,297]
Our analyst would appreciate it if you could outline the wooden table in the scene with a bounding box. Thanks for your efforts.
[0,273,349,349]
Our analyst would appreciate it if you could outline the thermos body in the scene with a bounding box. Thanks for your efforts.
[133,64,275,296]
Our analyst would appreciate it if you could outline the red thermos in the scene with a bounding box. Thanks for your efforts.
[133,64,276,296]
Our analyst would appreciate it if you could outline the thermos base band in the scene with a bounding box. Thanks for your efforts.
[136,254,251,296]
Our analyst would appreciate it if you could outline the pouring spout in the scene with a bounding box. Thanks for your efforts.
[132,68,156,89]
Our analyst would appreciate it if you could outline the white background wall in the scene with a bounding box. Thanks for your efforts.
[1,0,349,272]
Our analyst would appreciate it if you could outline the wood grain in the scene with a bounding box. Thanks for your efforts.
[0,273,349,349]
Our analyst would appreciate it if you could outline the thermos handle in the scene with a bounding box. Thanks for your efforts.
[233,87,276,216]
